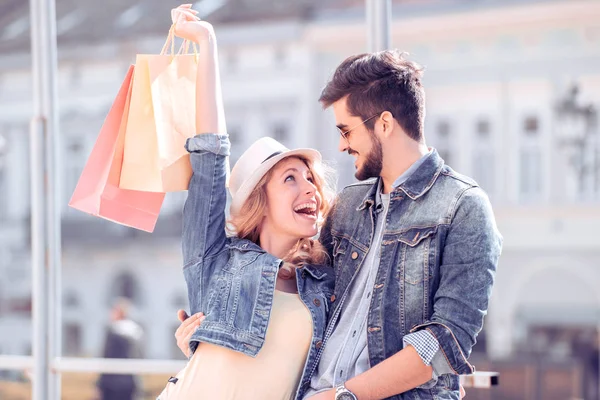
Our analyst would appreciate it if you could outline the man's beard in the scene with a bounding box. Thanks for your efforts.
[354,133,383,181]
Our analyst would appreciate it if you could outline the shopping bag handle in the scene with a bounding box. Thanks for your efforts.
[160,24,199,61]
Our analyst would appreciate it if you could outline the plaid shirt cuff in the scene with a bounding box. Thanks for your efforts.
[403,329,440,366]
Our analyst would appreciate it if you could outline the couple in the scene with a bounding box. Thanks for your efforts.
[158,5,502,400]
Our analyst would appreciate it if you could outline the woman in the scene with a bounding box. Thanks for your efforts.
[157,5,335,400]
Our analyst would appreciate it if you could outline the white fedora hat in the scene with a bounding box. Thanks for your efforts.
[229,137,321,217]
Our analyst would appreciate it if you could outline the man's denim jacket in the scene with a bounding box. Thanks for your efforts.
[182,134,335,399]
[316,149,502,399]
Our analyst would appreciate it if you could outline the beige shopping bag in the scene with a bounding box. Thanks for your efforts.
[120,28,199,192]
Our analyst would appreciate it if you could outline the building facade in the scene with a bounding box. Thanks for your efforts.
[0,0,598,376]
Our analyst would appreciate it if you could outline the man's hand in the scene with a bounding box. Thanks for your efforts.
[305,389,335,400]
[171,4,215,43]
[174,309,205,358]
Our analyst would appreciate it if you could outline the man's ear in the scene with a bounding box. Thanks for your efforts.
[380,111,395,138]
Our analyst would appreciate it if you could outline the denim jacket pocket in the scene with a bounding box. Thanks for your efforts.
[395,226,437,285]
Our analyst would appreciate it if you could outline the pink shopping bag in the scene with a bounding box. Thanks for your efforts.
[69,65,166,232]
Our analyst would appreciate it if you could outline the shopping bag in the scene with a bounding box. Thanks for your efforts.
[69,65,166,232]
[119,28,198,192]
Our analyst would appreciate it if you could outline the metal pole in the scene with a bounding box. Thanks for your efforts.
[30,116,48,400]
[366,0,392,52]
[29,0,61,398]
[43,0,62,396]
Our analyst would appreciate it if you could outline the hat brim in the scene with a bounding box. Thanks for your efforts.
[230,148,322,217]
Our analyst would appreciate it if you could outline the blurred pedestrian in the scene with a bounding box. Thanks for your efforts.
[96,297,143,400]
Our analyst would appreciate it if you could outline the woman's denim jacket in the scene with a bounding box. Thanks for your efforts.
[182,134,335,399]
[314,149,502,399]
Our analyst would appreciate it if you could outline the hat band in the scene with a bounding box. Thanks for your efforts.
[262,150,284,163]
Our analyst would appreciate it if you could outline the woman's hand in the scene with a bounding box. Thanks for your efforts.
[174,309,205,358]
[171,4,215,43]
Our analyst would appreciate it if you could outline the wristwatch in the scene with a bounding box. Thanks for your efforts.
[335,384,358,400]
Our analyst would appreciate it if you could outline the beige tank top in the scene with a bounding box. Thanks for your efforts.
[158,290,313,400]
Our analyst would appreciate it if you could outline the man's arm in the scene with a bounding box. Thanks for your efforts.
[346,345,432,399]
[409,187,502,376]
[307,346,431,400]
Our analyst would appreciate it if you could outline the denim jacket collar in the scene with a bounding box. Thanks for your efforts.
[228,238,330,280]
[396,149,444,200]
[358,149,445,210]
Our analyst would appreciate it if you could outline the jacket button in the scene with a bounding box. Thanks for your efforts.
[315,341,323,349]
[351,251,359,260]
[313,298,321,307]
[330,295,336,302]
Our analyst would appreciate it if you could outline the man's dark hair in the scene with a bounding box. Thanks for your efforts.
[319,50,425,142]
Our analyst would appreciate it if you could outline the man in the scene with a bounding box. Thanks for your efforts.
[303,51,502,400]
[97,298,144,400]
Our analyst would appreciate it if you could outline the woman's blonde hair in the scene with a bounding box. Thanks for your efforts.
[228,155,335,277]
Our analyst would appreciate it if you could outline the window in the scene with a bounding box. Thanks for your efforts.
[438,120,450,137]
[0,131,8,220]
[476,119,490,139]
[64,290,79,308]
[272,122,290,145]
[473,152,495,193]
[109,271,141,306]
[519,116,543,201]
[524,116,539,135]
[70,63,82,89]
[274,47,287,66]
[228,124,242,164]
[226,49,238,72]
[63,132,88,213]
[434,120,452,165]
[0,167,6,221]
[520,149,542,197]
[595,146,600,198]
[172,293,187,310]
[472,118,495,193]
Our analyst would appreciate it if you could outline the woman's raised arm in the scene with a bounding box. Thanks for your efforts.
[172,4,226,134]
[172,6,230,267]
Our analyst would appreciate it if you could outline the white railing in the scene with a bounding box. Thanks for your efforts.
[0,356,185,374]
[0,355,497,388]
[0,355,34,371]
